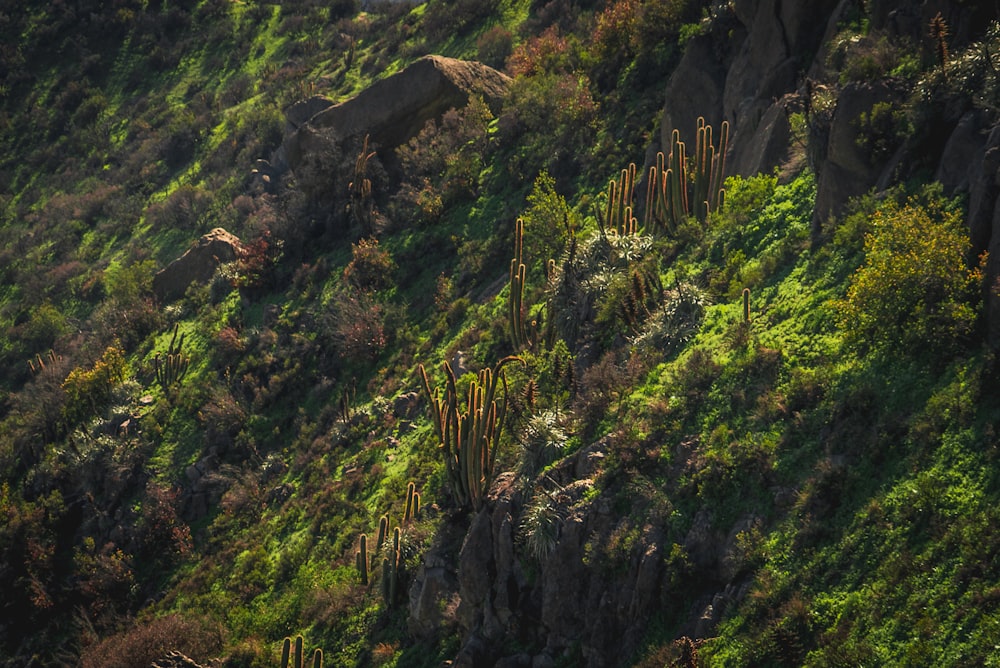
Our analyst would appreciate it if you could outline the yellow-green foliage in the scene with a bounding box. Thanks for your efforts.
[838,193,980,357]
[61,345,127,427]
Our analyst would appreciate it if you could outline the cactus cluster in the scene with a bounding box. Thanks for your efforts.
[153,323,190,390]
[645,117,729,233]
[380,525,403,605]
[603,162,639,236]
[27,349,62,374]
[354,483,420,604]
[280,635,323,668]
[418,356,525,511]
[508,219,554,352]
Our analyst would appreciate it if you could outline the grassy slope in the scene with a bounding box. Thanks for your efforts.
[1,1,999,667]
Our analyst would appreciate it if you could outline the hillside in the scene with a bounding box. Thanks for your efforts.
[2,1,1000,666]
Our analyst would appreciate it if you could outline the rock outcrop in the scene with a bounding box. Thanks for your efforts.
[811,80,904,234]
[660,0,841,179]
[152,228,241,303]
[150,651,206,668]
[412,438,722,667]
[284,55,511,198]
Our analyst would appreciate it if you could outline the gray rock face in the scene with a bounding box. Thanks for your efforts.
[152,228,240,303]
[661,0,840,179]
[936,111,990,196]
[812,81,901,233]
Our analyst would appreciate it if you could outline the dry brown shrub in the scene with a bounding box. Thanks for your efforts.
[78,613,223,668]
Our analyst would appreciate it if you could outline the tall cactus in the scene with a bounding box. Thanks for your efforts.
[154,323,190,390]
[280,635,323,668]
[355,534,369,585]
[356,483,419,601]
[376,514,388,556]
[403,481,420,524]
[509,218,529,351]
[603,162,638,236]
[381,526,403,605]
[644,117,728,233]
[418,356,525,511]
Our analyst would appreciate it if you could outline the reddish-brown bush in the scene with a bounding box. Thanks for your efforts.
[78,614,223,668]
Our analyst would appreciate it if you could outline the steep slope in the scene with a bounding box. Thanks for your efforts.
[1,1,1000,667]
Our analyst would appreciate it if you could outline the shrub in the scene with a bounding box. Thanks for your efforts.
[343,237,396,292]
[233,230,283,293]
[16,301,69,353]
[476,25,514,70]
[396,96,493,204]
[838,192,980,359]
[61,345,127,428]
[592,0,639,66]
[78,614,222,668]
[330,290,387,363]
[855,101,910,161]
[520,171,575,276]
[143,184,211,232]
[507,24,573,77]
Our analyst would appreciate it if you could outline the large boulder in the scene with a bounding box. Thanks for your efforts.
[659,29,734,157]
[284,55,511,197]
[811,81,902,234]
[152,228,240,303]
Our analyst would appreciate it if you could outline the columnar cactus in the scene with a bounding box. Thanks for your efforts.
[403,481,420,524]
[154,323,190,390]
[28,350,61,374]
[692,117,728,221]
[418,356,525,511]
[355,483,420,602]
[644,117,728,233]
[376,514,388,555]
[604,162,638,236]
[742,287,752,324]
[280,635,323,668]
[355,534,368,585]
[381,526,403,605]
[509,218,529,351]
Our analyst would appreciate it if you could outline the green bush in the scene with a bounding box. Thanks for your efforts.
[837,193,980,359]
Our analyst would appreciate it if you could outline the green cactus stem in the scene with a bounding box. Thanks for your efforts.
[509,218,528,350]
[742,287,751,324]
[355,534,369,585]
[154,323,190,390]
[376,515,388,556]
[280,636,323,668]
[645,118,728,233]
[603,163,638,236]
[418,356,525,511]
[404,481,420,523]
